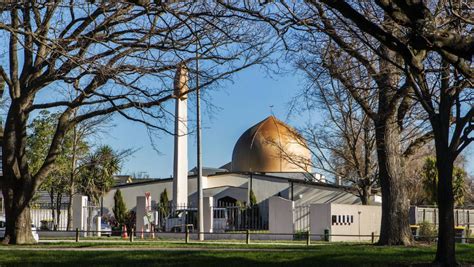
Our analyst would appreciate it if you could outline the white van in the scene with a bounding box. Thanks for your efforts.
[0,216,39,242]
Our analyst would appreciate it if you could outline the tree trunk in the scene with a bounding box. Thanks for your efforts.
[56,193,62,230]
[434,151,455,266]
[49,191,56,230]
[1,186,35,244]
[1,101,37,244]
[375,115,413,246]
[433,76,456,265]
[66,124,78,231]
[360,185,370,205]
[66,191,74,231]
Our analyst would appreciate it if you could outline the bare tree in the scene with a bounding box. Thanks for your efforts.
[291,77,378,205]
[0,1,272,244]
[218,1,436,246]
[304,1,473,264]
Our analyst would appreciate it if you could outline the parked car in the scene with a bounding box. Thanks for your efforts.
[100,222,112,237]
[91,219,112,237]
[0,216,39,242]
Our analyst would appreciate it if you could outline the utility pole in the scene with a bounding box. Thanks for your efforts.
[196,29,204,241]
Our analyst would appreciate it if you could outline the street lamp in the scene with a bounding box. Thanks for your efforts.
[195,26,204,242]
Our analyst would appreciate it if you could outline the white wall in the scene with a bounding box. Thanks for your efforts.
[310,203,381,242]
[102,180,172,215]
[268,196,294,234]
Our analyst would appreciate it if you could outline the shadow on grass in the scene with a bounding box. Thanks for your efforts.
[0,244,472,266]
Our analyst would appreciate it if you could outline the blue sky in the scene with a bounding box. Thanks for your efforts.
[101,65,474,179]
[103,65,310,178]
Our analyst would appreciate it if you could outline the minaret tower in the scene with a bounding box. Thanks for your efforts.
[173,63,189,207]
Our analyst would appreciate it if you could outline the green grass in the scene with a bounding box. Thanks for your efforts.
[0,243,473,266]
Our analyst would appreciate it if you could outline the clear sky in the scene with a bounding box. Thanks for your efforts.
[100,65,474,179]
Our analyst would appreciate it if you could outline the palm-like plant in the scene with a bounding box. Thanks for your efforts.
[79,145,122,204]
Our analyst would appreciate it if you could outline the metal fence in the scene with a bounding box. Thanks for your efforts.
[219,204,266,231]
[152,202,267,233]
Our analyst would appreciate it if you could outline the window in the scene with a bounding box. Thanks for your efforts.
[350,215,354,223]
[332,215,337,225]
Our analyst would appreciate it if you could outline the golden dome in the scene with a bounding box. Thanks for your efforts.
[231,116,312,173]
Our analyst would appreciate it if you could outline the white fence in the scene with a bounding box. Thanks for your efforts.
[409,206,474,227]
[30,206,68,230]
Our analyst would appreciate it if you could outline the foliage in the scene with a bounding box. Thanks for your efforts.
[28,111,70,196]
[159,189,170,218]
[113,189,128,227]
[77,145,124,204]
[249,190,257,206]
[422,157,468,206]
[418,221,438,243]
[124,210,136,234]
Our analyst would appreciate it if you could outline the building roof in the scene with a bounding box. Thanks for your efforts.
[189,166,228,176]
[231,116,311,173]
[111,171,353,193]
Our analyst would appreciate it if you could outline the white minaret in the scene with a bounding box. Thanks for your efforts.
[173,63,189,207]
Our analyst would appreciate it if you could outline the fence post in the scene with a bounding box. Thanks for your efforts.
[130,228,134,242]
[185,226,190,244]
[246,229,250,244]
[306,230,311,246]
[371,232,375,244]
[75,228,80,242]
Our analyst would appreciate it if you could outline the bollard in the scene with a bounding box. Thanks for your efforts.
[371,232,375,244]
[324,229,330,242]
[130,228,134,242]
[185,226,190,244]
[75,228,80,242]
[246,229,250,244]
[306,230,311,246]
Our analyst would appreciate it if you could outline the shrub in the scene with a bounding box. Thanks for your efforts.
[113,189,127,227]
[418,221,437,243]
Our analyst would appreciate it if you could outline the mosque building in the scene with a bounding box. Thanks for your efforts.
[102,115,362,218]
[101,63,363,228]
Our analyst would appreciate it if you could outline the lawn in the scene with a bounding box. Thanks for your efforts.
[0,243,473,266]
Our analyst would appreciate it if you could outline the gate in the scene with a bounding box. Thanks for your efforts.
[214,203,267,231]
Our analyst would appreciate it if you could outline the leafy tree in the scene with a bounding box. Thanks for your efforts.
[27,111,70,229]
[158,188,170,229]
[159,188,170,216]
[422,157,469,206]
[27,110,91,230]
[78,145,124,204]
[113,189,127,227]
